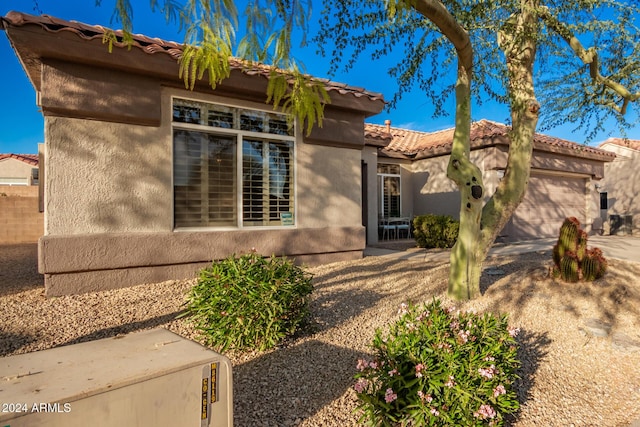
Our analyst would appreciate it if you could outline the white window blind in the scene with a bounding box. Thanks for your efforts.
[172,98,295,228]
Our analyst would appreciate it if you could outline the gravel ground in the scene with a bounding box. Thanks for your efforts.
[1,243,640,426]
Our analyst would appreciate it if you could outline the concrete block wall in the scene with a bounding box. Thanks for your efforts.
[0,185,44,244]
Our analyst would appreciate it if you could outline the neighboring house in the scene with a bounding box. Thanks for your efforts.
[0,153,39,186]
[2,12,385,295]
[0,153,44,244]
[363,120,615,244]
[597,138,640,235]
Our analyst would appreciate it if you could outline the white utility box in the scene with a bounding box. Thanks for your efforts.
[0,328,233,427]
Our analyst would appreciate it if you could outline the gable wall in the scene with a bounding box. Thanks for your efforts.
[0,157,37,185]
[600,144,639,235]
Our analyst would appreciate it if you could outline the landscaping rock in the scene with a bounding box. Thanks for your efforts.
[581,318,612,337]
[612,333,640,352]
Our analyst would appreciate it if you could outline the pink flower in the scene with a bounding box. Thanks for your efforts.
[484,355,495,362]
[354,378,368,393]
[445,375,455,388]
[384,388,397,403]
[356,359,368,371]
[493,384,506,397]
[388,368,398,376]
[508,326,520,337]
[430,407,439,416]
[369,361,379,369]
[416,310,430,322]
[457,329,470,343]
[474,404,497,419]
[479,365,497,379]
[415,363,425,378]
[436,342,452,352]
[418,391,433,403]
[398,303,409,315]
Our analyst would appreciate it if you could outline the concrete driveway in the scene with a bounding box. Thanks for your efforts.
[365,235,640,263]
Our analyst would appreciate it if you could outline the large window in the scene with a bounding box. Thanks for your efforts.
[377,163,401,217]
[173,98,295,228]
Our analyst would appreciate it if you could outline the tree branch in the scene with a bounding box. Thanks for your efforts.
[539,5,640,115]
[411,0,472,71]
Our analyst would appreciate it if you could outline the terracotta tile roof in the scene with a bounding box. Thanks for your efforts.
[364,123,429,154]
[1,11,385,103]
[0,153,39,165]
[368,119,615,160]
[598,137,640,152]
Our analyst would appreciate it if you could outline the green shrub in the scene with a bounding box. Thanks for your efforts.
[413,214,460,248]
[182,250,314,352]
[354,299,521,426]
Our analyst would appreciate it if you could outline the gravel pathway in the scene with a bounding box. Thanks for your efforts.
[1,244,640,426]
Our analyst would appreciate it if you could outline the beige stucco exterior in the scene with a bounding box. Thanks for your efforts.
[599,142,639,235]
[0,157,38,185]
[3,12,384,295]
[382,144,608,242]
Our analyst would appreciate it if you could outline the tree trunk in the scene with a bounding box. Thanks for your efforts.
[447,1,540,300]
[446,66,484,300]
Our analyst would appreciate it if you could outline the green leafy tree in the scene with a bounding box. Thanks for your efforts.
[104,0,639,300]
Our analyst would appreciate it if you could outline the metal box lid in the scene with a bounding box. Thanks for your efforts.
[0,328,224,404]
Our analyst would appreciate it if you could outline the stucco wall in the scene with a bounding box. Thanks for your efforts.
[600,144,639,235]
[40,86,369,294]
[297,142,363,229]
[410,150,489,219]
[362,146,379,244]
[45,116,172,235]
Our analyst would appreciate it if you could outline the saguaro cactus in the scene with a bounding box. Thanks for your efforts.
[552,217,607,283]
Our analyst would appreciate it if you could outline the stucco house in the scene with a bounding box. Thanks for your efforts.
[0,153,39,186]
[0,153,44,244]
[2,11,619,296]
[2,12,385,295]
[597,138,639,235]
[362,120,615,244]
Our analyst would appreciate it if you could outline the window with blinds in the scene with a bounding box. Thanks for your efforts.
[242,139,293,226]
[172,98,295,228]
[377,163,401,218]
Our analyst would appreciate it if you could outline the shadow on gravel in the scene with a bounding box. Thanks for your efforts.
[506,329,552,426]
[232,339,366,427]
[310,257,448,332]
[0,331,39,357]
[0,243,43,297]
[56,311,184,348]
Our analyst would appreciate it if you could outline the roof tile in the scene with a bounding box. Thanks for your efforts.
[599,137,640,151]
[367,119,615,159]
[0,153,39,165]
[2,11,385,103]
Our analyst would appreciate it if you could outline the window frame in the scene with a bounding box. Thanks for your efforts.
[171,95,297,230]
[377,163,402,218]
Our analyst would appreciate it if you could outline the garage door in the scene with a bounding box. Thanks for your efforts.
[503,173,587,241]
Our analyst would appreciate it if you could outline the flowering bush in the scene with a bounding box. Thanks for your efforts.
[181,250,313,352]
[354,299,521,426]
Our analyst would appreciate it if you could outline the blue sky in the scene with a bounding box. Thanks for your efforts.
[1,0,638,154]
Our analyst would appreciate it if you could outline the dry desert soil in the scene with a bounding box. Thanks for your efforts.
[1,243,639,426]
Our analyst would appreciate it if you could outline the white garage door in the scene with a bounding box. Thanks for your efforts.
[504,173,587,241]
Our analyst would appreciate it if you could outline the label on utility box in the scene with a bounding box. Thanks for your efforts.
[210,363,218,404]
[200,362,218,426]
